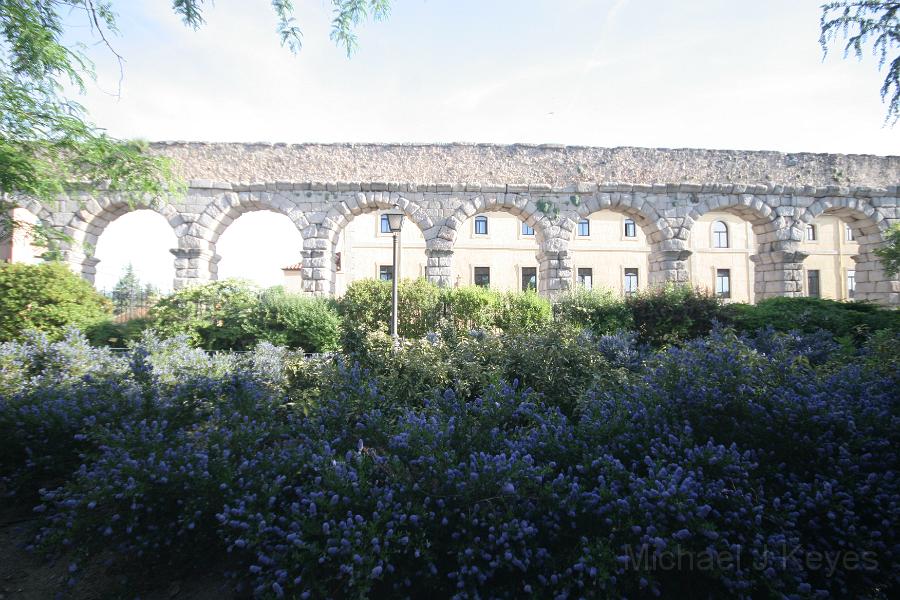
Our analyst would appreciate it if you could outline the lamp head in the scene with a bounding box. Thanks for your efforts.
[385,211,404,233]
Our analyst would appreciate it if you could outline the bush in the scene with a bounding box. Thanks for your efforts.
[552,287,632,334]
[7,328,898,598]
[250,287,341,352]
[148,279,259,350]
[338,278,448,339]
[338,279,552,348]
[336,278,392,335]
[148,281,342,352]
[438,285,500,332]
[493,290,552,334]
[85,316,152,347]
[626,284,724,346]
[398,277,443,338]
[0,328,127,397]
[0,262,111,341]
[497,327,625,415]
[724,296,900,341]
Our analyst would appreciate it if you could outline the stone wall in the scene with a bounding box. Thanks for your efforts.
[150,142,900,189]
[12,142,900,305]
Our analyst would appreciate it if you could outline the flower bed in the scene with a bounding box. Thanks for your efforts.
[1,327,897,598]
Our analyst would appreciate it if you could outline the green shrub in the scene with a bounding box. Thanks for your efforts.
[336,278,391,334]
[344,324,620,416]
[626,283,724,346]
[0,262,112,341]
[148,281,343,352]
[337,279,440,349]
[338,279,550,348]
[439,285,499,332]
[493,290,552,334]
[398,278,443,338]
[346,329,460,406]
[497,327,620,415]
[85,316,152,347]
[250,287,341,352]
[552,287,631,334]
[148,279,259,350]
[724,296,900,341]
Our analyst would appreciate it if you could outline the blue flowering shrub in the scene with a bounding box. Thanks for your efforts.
[0,332,296,500]
[1,327,897,598]
[0,328,126,396]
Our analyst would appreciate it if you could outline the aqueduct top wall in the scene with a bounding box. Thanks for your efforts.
[13,142,900,305]
[149,142,900,188]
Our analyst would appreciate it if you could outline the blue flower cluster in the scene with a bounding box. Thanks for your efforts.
[2,328,897,598]
[0,331,293,499]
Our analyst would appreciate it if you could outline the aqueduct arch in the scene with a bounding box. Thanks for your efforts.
[682,194,787,302]
[802,197,895,304]
[565,192,677,291]
[60,196,181,283]
[440,195,554,292]
[4,143,898,305]
[312,192,434,294]
[170,189,310,288]
[304,192,433,294]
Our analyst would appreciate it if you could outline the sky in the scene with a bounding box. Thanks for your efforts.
[73,0,899,292]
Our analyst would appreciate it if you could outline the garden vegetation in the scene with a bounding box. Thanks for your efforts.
[0,273,898,598]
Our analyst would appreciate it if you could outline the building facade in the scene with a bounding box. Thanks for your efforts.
[2,142,898,305]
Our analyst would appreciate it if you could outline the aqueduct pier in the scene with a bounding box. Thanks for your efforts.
[11,142,900,305]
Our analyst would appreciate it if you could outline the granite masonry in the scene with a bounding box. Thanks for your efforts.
[13,142,900,305]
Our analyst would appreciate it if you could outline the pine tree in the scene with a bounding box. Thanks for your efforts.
[111,264,142,315]
[821,1,900,124]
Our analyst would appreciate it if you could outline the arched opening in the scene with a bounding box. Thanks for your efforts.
[93,210,178,294]
[688,212,757,303]
[2,207,45,264]
[216,211,304,288]
[568,210,653,296]
[451,211,541,291]
[802,199,894,304]
[799,214,859,299]
[334,210,428,296]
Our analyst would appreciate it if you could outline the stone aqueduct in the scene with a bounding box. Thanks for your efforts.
[14,143,900,305]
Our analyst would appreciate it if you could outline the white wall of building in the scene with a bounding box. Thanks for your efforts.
[569,210,651,294]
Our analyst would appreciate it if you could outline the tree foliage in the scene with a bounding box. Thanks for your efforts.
[0,261,111,341]
[1,0,390,246]
[873,222,900,276]
[820,1,900,124]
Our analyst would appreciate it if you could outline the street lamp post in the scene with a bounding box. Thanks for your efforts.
[385,210,405,340]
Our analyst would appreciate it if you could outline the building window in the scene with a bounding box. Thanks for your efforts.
[474,216,488,235]
[521,221,534,236]
[578,219,590,237]
[846,224,855,241]
[715,269,731,298]
[380,214,391,234]
[521,267,537,291]
[806,224,817,241]
[624,218,637,238]
[577,267,593,289]
[847,270,856,299]
[712,220,729,248]
[379,265,393,281]
[807,269,820,298]
[624,268,639,296]
[473,266,490,288]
